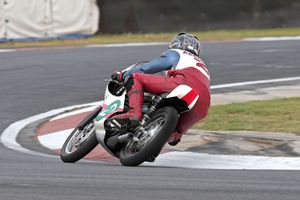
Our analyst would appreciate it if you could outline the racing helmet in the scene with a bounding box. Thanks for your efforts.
[169,32,201,56]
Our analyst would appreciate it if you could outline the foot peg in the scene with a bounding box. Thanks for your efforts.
[168,139,181,146]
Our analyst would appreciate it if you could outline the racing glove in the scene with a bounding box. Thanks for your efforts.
[111,71,123,83]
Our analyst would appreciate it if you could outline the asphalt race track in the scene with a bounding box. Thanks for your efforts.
[1,40,300,200]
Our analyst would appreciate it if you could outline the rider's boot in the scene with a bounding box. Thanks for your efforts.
[112,85,143,128]
[167,131,182,146]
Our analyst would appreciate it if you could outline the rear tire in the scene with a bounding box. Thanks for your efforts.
[119,106,178,166]
[60,107,101,163]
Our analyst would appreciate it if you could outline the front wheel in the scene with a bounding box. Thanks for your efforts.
[119,106,178,166]
[60,107,101,163]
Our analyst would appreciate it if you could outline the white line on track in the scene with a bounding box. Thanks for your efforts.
[1,35,300,54]
[146,152,300,170]
[1,77,300,169]
[0,49,16,53]
[259,49,295,53]
[243,36,300,42]
[211,76,300,89]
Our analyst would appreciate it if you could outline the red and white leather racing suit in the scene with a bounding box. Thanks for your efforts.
[115,49,211,142]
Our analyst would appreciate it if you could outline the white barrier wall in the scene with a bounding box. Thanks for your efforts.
[0,1,4,39]
[0,0,99,40]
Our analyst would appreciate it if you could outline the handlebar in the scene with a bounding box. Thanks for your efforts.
[106,79,125,96]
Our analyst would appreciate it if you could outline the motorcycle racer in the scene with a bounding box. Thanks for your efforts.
[112,32,211,146]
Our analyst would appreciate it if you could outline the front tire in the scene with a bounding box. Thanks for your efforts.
[60,107,101,163]
[119,106,178,166]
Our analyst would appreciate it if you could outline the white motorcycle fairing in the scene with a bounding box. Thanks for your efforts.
[166,85,199,111]
[93,82,198,158]
[94,82,126,155]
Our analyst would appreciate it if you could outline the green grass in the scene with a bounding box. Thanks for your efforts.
[194,97,300,134]
[1,27,300,49]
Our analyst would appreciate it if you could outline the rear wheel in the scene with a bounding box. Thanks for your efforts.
[60,107,101,163]
[119,106,178,166]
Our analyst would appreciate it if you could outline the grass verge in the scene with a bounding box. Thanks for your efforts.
[1,27,300,49]
[194,97,300,134]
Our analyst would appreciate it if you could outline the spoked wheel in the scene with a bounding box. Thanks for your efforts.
[123,116,166,155]
[60,107,101,163]
[119,106,178,166]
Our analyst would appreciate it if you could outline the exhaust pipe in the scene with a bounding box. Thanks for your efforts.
[118,133,132,143]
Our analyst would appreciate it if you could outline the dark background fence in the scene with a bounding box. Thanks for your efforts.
[96,0,300,33]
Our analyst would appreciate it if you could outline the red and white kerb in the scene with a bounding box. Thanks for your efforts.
[167,85,199,110]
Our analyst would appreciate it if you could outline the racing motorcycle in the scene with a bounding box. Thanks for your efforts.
[60,63,199,166]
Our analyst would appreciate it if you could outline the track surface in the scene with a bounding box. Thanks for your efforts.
[1,40,300,200]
